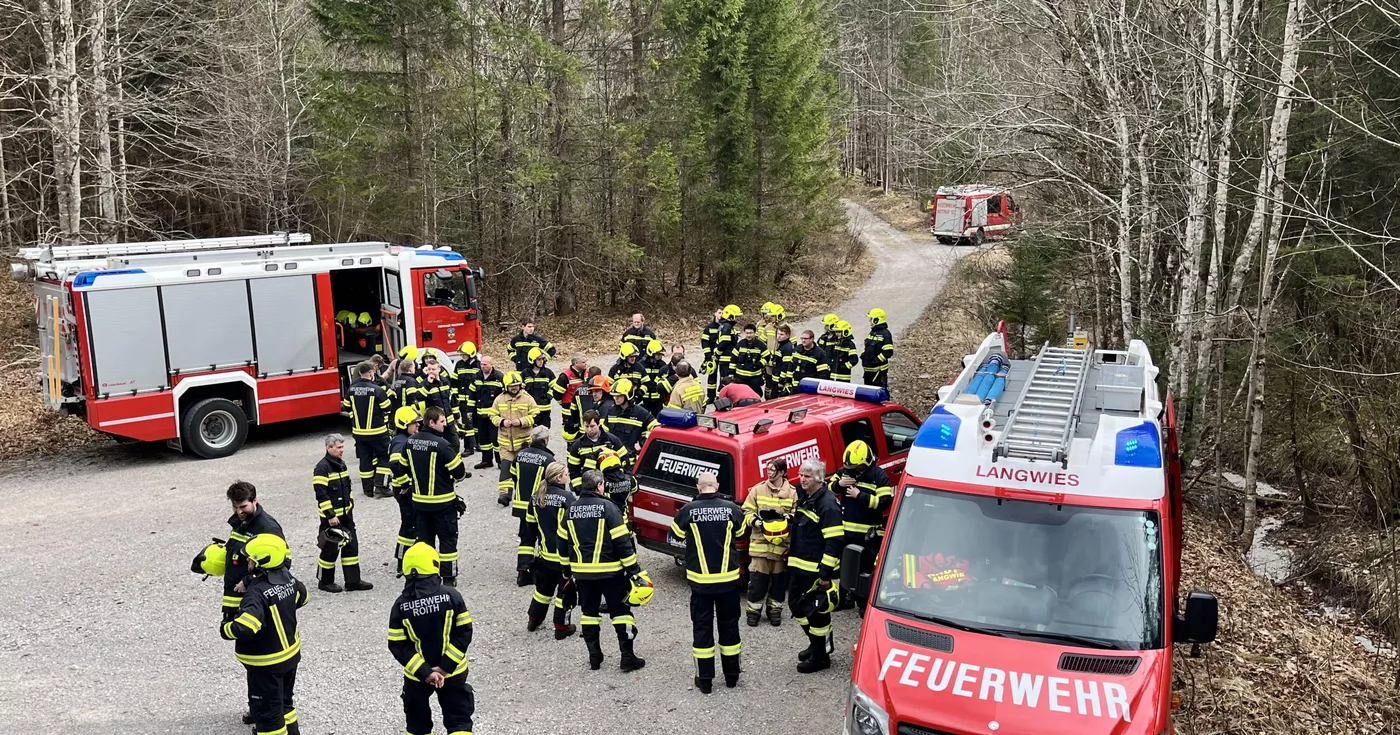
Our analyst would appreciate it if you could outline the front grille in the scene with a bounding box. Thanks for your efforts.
[897,723,958,735]
[886,620,954,653]
[1058,652,1141,676]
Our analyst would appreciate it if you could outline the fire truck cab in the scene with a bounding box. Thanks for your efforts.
[11,233,484,458]
[629,379,921,561]
[930,185,1020,246]
[840,329,1217,735]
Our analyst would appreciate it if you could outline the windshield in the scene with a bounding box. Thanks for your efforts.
[423,269,470,311]
[876,485,1164,650]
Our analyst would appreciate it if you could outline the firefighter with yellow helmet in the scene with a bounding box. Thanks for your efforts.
[451,342,481,455]
[832,439,893,608]
[220,533,308,735]
[490,370,538,505]
[861,307,895,388]
[389,406,424,569]
[669,470,749,693]
[830,320,859,382]
[608,342,647,386]
[715,305,742,384]
[388,543,476,735]
[640,339,674,415]
[602,378,656,466]
[522,346,557,428]
[742,457,798,627]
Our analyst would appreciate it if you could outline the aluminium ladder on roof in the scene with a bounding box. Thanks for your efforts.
[18,233,312,263]
[993,341,1092,467]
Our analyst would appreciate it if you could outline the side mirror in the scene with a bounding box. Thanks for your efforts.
[839,543,864,594]
[713,397,733,412]
[1174,590,1218,656]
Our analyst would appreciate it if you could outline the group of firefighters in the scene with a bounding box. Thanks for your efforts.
[192,302,898,735]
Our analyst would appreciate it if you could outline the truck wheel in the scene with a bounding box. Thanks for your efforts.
[936,236,956,245]
[182,397,249,459]
[971,228,986,247]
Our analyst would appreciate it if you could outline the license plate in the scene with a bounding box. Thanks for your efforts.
[667,536,685,549]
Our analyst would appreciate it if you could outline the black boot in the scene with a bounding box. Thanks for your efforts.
[361,478,376,498]
[242,712,254,725]
[767,605,783,627]
[444,576,457,588]
[725,673,740,688]
[695,677,712,694]
[474,451,493,470]
[516,569,534,587]
[619,638,646,673]
[585,636,605,671]
[497,491,511,507]
[554,623,577,640]
[797,626,813,661]
[527,617,542,632]
[746,608,761,627]
[797,633,832,673]
[318,568,343,593]
[344,579,374,591]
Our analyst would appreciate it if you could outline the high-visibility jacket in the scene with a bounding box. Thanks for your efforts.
[668,376,706,413]
[510,331,555,372]
[734,336,766,379]
[220,567,308,668]
[670,494,749,587]
[489,390,538,453]
[388,373,426,416]
[832,464,893,536]
[757,322,778,352]
[570,391,614,431]
[402,427,466,508]
[344,378,391,436]
[523,366,555,418]
[567,429,627,486]
[769,339,796,396]
[818,329,842,358]
[421,374,459,424]
[312,452,354,519]
[472,368,505,418]
[552,367,587,411]
[741,478,797,559]
[608,357,646,387]
[861,325,895,375]
[788,485,845,580]
[222,507,284,617]
[790,344,831,387]
[700,319,721,368]
[510,443,555,517]
[602,466,639,518]
[603,402,656,457]
[620,325,657,355]
[560,490,641,579]
[527,481,577,568]
[641,357,674,407]
[715,320,737,377]
[388,575,473,681]
[389,430,413,494]
[452,357,481,414]
[830,336,859,382]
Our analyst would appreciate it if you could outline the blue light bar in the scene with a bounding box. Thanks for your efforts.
[797,378,889,403]
[72,268,146,289]
[657,407,698,429]
[1113,421,1162,468]
[913,406,961,451]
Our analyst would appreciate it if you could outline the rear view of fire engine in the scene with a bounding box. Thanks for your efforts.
[929,184,1020,246]
[11,233,484,458]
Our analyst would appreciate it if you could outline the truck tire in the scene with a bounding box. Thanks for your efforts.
[936,236,956,245]
[182,397,249,459]
[971,228,985,247]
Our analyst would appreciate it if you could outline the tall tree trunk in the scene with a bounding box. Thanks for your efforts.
[58,0,82,238]
[91,0,117,241]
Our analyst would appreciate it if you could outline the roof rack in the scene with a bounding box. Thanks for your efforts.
[993,341,1092,467]
[18,233,311,263]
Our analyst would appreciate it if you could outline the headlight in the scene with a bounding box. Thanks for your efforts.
[844,681,891,735]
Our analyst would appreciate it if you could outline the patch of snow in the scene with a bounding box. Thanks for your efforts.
[1220,471,1287,499]
[1355,635,1379,654]
[1247,516,1295,583]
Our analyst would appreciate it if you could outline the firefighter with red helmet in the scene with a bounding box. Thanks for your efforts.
[861,307,895,388]
[343,361,394,497]
[526,461,578,640]
[572,374,615,428]
[561,469,649,673]
[389,543,476,735]
[670,470,749,692]
[552,354,590,442]
[312,433,373,593]
[523,347,556,428]
[602,378,656,464]
[567,409,626,488]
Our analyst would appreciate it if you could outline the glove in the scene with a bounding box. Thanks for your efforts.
[453,495,467,517]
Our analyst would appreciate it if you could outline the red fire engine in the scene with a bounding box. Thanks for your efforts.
[11,234,484,458]
[840,329,1217,735]
[929,184,1020,246]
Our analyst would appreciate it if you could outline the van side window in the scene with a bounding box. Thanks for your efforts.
[840,419,878,458]
[1005,194,1019,212]
[881,411,919,454]
[986,195,1003,215]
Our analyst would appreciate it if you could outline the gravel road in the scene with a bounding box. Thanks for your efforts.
[0,201,974,735]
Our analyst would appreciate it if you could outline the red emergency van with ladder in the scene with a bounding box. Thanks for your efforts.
[11,233,484,458]
[840,328,1218,735]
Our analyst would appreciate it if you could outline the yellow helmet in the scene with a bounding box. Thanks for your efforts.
[528,346,545,363]
[394,406,423,430]
[759,510,790,546]
[459,341,478,357]
[868,307,888,326]
[760,301,775,315]
[399,345,420,361]
[504,370,524,387]
[722,304,743,319]
[836,320,852,336]
[844,440,873,468]
[598,451,623,472]
[357,312,373,327]
[244,533,289,570]
[823,313,840,328]
[647,339,664,357]
[613,378,636,400]
[402,542,441,577]
[190,541,227,577]
[628,572,655,606]
[769,303,786,320]
[336,310,354,324]
[619,342,638,359]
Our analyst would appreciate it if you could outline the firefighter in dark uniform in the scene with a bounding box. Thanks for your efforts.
[861,307,895,388]
[571,374,614,430]
[421,360,460,453]
[621,313,657,355]
[790,330,832,387]
[640,339,674,416]
[344,361,394,496]
[221,534,308,735]
[833,440,891,607]
[700,307,723,390]
[560,469,649,672]
[313,433,373,593]
[602,378,656,465]
[389,407,423,570]
[715,305,741,382]
[388,543,476,735]
[732,323,766,397]
[452,343,481,455]
[527,461,578,639]
[523,347,556,429]
[669,471,749,693]
[389,359,426,419]
[510,319,555,373]
[609,343,646,386]
[769,325,797,397]
[472,356,505,469]
[568,409,626,488]
[818,313,842,356]
[403,406,468,586]
[552,354,589,442]
[598,451,639,522]
[223,481,285,621]
[788,457,845,673]
[510,426,555,586]
[830,320,860,383]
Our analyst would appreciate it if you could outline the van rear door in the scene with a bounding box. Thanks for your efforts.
[630,436,737,555]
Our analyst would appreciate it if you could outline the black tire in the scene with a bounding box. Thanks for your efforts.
[936,236,956,245]
[971,228,985,247]
[182,397,249,459]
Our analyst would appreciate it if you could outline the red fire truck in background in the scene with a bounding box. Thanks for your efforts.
[10,233,484,458]
[930,185,1021,246]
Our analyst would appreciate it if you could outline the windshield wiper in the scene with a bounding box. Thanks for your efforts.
[982,628,1129,650]
[879,606,1006,637]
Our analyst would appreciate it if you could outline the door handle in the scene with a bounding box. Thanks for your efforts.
[422,330,433,343]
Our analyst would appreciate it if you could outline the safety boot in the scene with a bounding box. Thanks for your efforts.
[474,451,494,470]
[767,605,783,627]
[241,712,254,725]
[619,639,646,673]
[497,491,511,507]
[746,609,761,627]
[345,580,374,591]
[527,617,542,632]
[695,677,712,694]
[796,634,833,673]
[319,568,343,593]
[584,636,605,670]
[554,623,577,640]
[725,673,740,688]
[360,479,376,498]
[444,577,457,588]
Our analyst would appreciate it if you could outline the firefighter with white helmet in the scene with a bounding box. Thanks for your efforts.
[490,370,538,505]
[389,543,476,735]
[861,307,895,388]
[561,469,649,673]
[220,533,308,735]
[742,457,797,627]
[312,433,373,593]
[669,470,749,693]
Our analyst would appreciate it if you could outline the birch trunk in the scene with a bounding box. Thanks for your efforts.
[58,0,82,239]
[91,0,117,241]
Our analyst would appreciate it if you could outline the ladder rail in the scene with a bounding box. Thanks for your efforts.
[18,233,312,263]
[994,341,1092,467]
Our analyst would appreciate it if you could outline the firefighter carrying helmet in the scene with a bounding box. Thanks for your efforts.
[598,451,623,472]
[646,339,665,357]
[558,575,579,611]
[619,342,639,359]
[529,346,546,364]
[612,378,637,401]
[759,509,790,546]
[504,371,524,388]
[587,375,613,393]
[844,440,873,468]
[244,534,289,570]
[722,304,743,320]
[628,572,655,606]
[190,539,227,577]
[402,542,441,577]
[801,579,840,616]
[395,406,423,431]
[868,307,888,326]
[823,313,840,329]
[317,526,352,553]
[836,319,852,337]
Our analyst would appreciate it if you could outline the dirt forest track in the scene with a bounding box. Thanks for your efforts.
[0,204,975,735]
